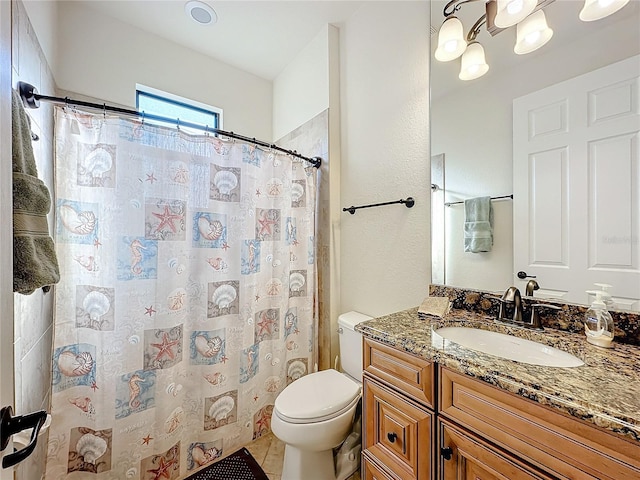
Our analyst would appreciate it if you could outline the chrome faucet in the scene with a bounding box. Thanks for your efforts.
[525,279,540,297]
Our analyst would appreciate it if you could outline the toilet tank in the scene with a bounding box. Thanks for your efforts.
[338,311,372,381]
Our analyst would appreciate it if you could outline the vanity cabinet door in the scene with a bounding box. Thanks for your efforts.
[438,419,553,480]
[363,377,433,480]
[439,367,640,480]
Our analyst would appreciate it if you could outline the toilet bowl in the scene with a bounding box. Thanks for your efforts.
[271,311,372,480]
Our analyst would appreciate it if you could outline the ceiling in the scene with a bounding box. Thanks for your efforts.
[61,1,639,88]
[74,1,366,80]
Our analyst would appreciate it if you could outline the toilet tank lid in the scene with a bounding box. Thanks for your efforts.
[338,311,373,331]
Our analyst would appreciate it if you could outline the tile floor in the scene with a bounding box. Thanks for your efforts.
[245,432,361,480]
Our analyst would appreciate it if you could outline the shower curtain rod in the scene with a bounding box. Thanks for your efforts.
[17,81,322,168]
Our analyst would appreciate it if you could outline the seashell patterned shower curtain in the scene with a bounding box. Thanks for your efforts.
[44,107,317,479]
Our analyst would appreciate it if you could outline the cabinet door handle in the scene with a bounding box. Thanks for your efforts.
[441,446,453,461]
[386,432,406,454]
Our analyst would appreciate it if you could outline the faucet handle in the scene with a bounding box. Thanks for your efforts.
[525,279,540,297]
[529,303,561,330]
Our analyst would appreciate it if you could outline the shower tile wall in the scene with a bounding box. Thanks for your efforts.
[11,1,56,479]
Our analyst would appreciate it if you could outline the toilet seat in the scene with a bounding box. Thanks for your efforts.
[274,369,361,424]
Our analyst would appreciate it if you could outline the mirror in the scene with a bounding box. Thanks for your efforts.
[430,0,640,302]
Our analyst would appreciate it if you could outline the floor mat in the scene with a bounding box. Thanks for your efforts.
[185,447,270,480]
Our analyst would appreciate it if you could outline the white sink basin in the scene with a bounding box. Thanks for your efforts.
[433,327,584,367]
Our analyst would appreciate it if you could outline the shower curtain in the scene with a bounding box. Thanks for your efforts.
[44,106,317,479]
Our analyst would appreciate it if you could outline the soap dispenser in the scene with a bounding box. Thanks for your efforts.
[584,291,614,348]
[593,283,614,309]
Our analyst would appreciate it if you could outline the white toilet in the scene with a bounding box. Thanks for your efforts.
[271,311,372,480]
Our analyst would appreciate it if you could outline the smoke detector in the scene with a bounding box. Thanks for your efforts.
[185,1,217,26]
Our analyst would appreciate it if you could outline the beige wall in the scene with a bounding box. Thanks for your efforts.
[339,2,432,318]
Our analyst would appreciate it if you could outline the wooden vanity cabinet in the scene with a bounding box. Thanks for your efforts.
[362,338,436,480]
[361,338,640,480]
[439,367,640,480]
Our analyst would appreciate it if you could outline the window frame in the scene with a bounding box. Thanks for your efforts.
[135,84,223,132]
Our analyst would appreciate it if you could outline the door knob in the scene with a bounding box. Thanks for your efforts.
[517,271,536,279]
[387,432,397,443]
[0,406,48,468]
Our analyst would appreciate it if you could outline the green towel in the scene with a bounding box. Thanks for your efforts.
[464,196,493,253]
[12,88,60,294]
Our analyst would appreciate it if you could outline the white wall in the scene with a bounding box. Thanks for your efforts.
[22,0,57,68]
[431,11,640,292]
[273,25,331,141]
[340,2,431,317]
[54,1,272,139]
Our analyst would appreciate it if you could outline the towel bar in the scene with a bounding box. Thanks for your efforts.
[342,197,415,215]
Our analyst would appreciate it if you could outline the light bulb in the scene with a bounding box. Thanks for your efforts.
[525,30,541,44]
[507,0,524,15]
[444,40,458,53]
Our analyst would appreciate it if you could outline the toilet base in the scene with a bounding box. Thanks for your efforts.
[281,444,336,480]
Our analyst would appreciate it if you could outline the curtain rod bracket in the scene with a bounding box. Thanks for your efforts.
[18,81,40,108]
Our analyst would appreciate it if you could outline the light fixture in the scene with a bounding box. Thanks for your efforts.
[433,0,631,82]
[459,42,490,80]
[494,0,537,28]
[185,1,217,26]
[435,16,467,61]
[579,0,629,21]
[514,10,553,54]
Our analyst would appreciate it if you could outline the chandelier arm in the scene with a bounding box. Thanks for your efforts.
[443,0,486,18]
[467,13,487,41]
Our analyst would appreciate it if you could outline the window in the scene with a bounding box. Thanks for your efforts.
[135,84,223,134]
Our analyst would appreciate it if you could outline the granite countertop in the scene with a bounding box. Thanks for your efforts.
[356,307,640,444]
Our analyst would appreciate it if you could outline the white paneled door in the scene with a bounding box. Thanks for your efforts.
[514,56,640,310]
[0,0,14,477]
